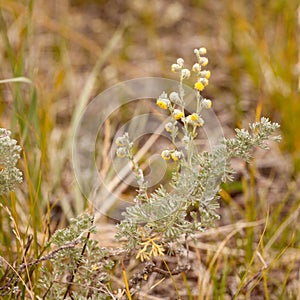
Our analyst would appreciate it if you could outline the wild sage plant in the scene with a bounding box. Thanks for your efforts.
[0,49,281,299]
[38,213,116,299]
[0,128,22,195]
[115,48,281,262]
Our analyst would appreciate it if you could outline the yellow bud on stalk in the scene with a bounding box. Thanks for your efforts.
[194,81,205,91]
[173,109,184,120]
[199,47,207,55]
[161,150,171,160]
[156,98,170,110]
[171,151,182,161]
[202,99,212,109]
[171,63,181,72]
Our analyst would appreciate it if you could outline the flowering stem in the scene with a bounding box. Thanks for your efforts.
[196,91,201,114]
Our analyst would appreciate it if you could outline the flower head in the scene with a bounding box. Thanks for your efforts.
[199,57,208,66]
[200,78,209,86]
[156,98,170,110]
[194,81,205,91]
[199,70,211,79]
[171,150,183,161]
[171,63,181,72]
[195,78,209,92]
[165,122,173,132]
[116,147,127,158]
[190,113,199,122]
[192,63,201,73]
[161,150,171,160]
[176,58,184,66]
[169,92,181,104]
[202,99,212,109]
[115,136,127,147]
[181,68,191,79]
[172,109,184,120]
[186,113,204,127]
[199,47,207,55]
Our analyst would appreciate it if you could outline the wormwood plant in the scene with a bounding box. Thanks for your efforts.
[37,213,117,299]
[0,48,281,299]
[115,48,281,262]
[0,128,22,195]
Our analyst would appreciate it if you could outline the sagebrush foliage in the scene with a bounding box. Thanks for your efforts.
[115,49,281,261]
[116,118,280,253]
[38,213,116,300]
[0,128,22,195]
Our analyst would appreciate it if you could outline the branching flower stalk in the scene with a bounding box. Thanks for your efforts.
[116,133,148,204]
[115,48,281,262]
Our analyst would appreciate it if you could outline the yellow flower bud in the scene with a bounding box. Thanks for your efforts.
[199,57,208,66]
[202,99,212,109]
[116,147,127,158]
[192,63,201,72]
[194,81,205,91]
[156,98,170,110]
[171,64,181,72]
[201,78,209,86]
[186,113,204,127]
[171,151,182,161]
[115,136,126,147]
[172,109,184,120]
[199,47,207,55]
[181,68,191,79]
[196,118,204,127]
[177,58,184,66]
[190,113,199,121]
[200,70,211,79]
[165,122,173,132]
[161,150,171,160]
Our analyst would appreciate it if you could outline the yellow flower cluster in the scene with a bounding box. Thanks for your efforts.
[154,47,213,165]
[156,48,212,117]
[171,57,184,73]
[161,150,182,161]
[193,47,211,93]
[115,135,129,158]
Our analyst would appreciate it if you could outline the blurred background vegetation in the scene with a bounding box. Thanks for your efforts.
[0,0,299,298]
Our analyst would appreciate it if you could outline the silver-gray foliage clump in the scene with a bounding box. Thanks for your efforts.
[115,49,281,261]
[0,128,22,195]
[116,118,280,251]
[38,213,116,300]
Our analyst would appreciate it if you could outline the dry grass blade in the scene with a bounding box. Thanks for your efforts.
[0,255,34,300]
[198,228,241,300]
[122,259,133,300]
[0,77,32,84]
[264,203,300,253]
